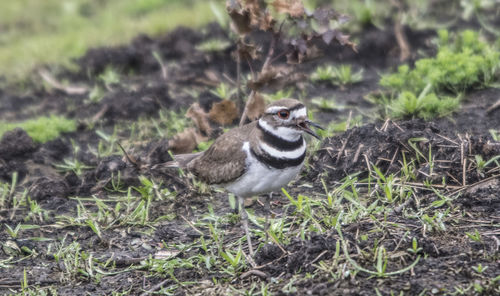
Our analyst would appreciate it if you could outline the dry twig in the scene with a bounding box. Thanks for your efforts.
[39,69,88,95]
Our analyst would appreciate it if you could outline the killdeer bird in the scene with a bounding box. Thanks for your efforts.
[166,98,322,257]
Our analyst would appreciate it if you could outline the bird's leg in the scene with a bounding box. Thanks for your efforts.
[264,192,272,243]
[238,195,254,257]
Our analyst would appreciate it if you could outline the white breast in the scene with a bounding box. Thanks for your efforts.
[224,142,304,197]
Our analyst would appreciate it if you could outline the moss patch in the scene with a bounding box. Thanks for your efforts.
[0,116,76,143]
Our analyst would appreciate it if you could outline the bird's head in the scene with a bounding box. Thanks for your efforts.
[259,98,324,140]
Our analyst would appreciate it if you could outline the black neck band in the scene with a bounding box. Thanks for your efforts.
[257,121,304,151]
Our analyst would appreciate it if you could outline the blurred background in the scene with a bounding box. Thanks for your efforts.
[0,0,215,80]
[1,0,498,82]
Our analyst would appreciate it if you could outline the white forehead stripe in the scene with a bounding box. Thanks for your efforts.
[291,107,307,118]
[260,140,305,159]
[258,119,301,141]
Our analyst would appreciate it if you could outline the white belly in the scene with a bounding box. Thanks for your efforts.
[224,142,304,197]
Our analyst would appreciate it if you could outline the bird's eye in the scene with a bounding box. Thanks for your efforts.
[277,110,290,119]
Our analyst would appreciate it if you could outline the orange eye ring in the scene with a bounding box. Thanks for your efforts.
[277,109,290,119]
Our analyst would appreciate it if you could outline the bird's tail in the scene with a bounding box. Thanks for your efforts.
[151,152,202,171]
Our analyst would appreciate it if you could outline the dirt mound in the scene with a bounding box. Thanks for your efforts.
[0,128,37,159]
[0,128,37,181]
[309,119,500,186]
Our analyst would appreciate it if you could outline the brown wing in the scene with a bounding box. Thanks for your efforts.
[172,152,204,168]
[187,123,255,185]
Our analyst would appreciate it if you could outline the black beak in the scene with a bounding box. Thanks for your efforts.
[297,120,324,139]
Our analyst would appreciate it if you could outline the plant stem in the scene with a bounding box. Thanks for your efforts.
[239,32,278,126]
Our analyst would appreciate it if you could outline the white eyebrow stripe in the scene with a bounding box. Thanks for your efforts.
[265,106,288,113]
[266,106,307,118]
[260,139,306,159]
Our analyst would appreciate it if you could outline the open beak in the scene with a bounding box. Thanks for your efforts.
[297,119,324,139]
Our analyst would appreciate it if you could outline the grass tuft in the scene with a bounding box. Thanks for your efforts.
[391,90,460,120]
[311,64,364,86]
[374,30,499,120]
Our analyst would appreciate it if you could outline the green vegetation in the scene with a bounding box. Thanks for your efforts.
[0,0,215,81]
[311,65,337,82]
[55,158,93,177]
[329,0,500,34]
[107,109,191,146]
[210,83,236,100]
[0,115,76,143]
[381,30,499,94]
[98,67,121,87]
[311,64,364,86]
[490,129,499,141]
[10,139,492,295]
[391,88,460,120]
[375,30,500,120]
[264,89,295,102]
[84,85,105,104]
[311,97,339,111]
[195,39,231,53]
[196,139,215,152]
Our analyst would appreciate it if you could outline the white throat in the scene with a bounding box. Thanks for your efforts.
[258,118,301,142]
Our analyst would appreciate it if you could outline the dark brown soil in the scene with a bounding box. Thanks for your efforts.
[0,18,499,296]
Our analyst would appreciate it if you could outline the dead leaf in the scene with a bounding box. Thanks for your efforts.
[204,70,220,84]
[246,92,266,121]
[209,100,238,125]
[259,11,276,31]
[154,249,181,260]
[168,128,207,154]
[247,67,279,90]
[305,44,321,60]
[186,103,212,136]
[286,38,309,64]
[286,50,301,64]
[312,7,338,26]
[248,66,295,90]
[227,0,269,34]
[338,14,351,25]
[234,40,260,61]
[333,31,357,52]
[228,10,252,35]
[291,37,308,54]
[244,0,264,28]
[322,29,336,45]
[227,0,277,34]
[272,0,305,17]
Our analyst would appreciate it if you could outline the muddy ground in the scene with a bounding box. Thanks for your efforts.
[0,18,499,296]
